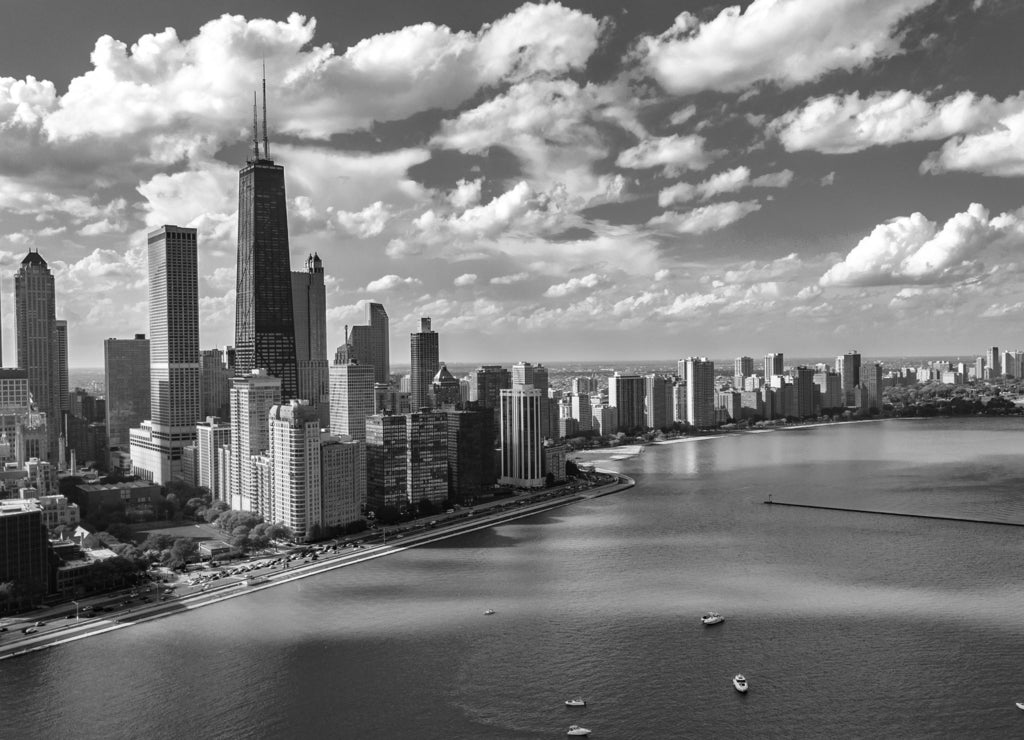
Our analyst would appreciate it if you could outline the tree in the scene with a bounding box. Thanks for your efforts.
[105,522,135,543]
[165,538,199,570]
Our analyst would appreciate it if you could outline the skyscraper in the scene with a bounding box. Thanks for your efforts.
[764,352,784,379]
[644,374,672,430]
[268,399,323,537]
[234,81,298,398]
[319,432,366,531]
[292,253,330,424]
[366,413,409,512]
[55,319,69,417]
[734,356,754,388]
[499,386,544,488]
[15,250,59,460]
[229,370,282,512]
[685,357,716,428]
[199,348,231,420]
[196,416,231,501]
[985,346,1001,378]
[431,364,461,407]
[836,351,861,406]
[406,410,449,507]
[104,334,151,453]
[608,372,645,431]
[129,226,200,484]
[329,362,375,441]
[446,409,496,505]
[410,318,439,410]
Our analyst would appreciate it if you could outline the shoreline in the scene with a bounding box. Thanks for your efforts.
[0,472,635,661]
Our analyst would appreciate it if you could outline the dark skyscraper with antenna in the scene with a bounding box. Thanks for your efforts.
[234,73,298,398]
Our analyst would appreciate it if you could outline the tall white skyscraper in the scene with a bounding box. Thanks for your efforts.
[196,416,231,501]
[499,386,544,488]
[269,399,322,538]
[329,362,375,441]
[129,226,200,484]
[229,370,282,512]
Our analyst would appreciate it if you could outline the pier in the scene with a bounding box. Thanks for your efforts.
[763,499,1024,528]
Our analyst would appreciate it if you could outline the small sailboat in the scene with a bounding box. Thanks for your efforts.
[702,612,724,625]
[567,726,591,737]
[564,698,586,707]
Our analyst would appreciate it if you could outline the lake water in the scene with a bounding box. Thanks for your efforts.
[4,417,1024,739]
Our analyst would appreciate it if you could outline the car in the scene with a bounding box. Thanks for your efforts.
[22,627,37,635]
[35,621,46,627]
[0,626,8,632]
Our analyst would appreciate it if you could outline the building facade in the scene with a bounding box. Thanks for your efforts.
[329,362,375,442]
[499,386,544,488]
[409,318,439,410]
[105,335,150,454]
[292,253,330,425]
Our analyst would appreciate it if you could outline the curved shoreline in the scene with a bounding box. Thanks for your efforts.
[0,472,635,661]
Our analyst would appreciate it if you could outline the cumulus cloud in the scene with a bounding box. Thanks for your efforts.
[490,272,531,284]
[453,273,477,286]
[648,200,762,234]
[365,274,422,291]
[336,201,390,238]
[448,179,482,209]
[819,203,1023,287]
[921,108,1024,177]
[543,273,608,297]
[636,0,934,95]
[616,134,719,176]
[659,167,794,207]
[771,89,1024,154]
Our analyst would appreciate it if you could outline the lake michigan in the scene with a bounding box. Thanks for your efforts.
[3,417,1024,739]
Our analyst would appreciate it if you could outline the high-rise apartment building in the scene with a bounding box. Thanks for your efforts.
[862,362,884,411]
[268,400,322,537]
[0,369,34,465]
[468,364,511,434]
[319,432,366,531]
[347,302,391,385]
[292,253,329,425]
[446,409,496,505]
[104,335,150,453]
[569,392,593,431]
[793,366,817,417]
[814,371,843,411]
[764,352,784,379]
[233,91,298,399]
[0,500,49,612]
[366,413,409,512]
[685,357,716,428]
[329,362,375,441]
[229,369,282,512]
[406,410,449,507]
[985,346,1001,378]
[644,374,672,430]
[410,318,439,410]
[15,250,60,461]
[608,372,645,431]
[499,386,544,488]
[734,356,753,388]
[196,416,231,501]
[836,351,861,406]
[129,226,200,484]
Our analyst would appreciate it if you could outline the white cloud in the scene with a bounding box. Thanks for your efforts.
[820,171,836,187]
[654,268,670,281]
[648,200,762,235]
[448,179,482,209]
[453,273,477,286]
[819,203,1022,287]
[771,89,1024,154]
[752,169,794,188]
[335,201,390,238]
[658,167,794,208]
[490,272,530,285]
[669,105,697,126]
[543,273,608,297]
[637,0,934,95]
[616,134,719,176]
[921,108,1024,177]
[365,274,422,291]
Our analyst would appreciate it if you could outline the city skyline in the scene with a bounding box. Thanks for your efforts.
[2,1,1024,366]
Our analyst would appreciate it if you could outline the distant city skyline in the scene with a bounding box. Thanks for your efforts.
[2,2,1024,366]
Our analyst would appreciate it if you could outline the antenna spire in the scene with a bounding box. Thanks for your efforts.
[251,91,260,161]
[261,60,270,160]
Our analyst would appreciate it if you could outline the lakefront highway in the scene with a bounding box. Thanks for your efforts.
[0,471,634,661]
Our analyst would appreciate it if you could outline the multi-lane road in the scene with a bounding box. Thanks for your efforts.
[0,472,634,661]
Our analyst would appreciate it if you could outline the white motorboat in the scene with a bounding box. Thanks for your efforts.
[484,609,495,615]
[567,726,591,737]
[1016,702,1024,711]
[733,674,748,693]
[702,612,724,625]
[564,698,586,707]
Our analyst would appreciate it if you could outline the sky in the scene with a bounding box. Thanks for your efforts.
[1,0,1023,367]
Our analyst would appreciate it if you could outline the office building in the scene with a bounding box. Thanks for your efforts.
[836,351,861,406]
[763,352,784,379]
[734,356,754,388]
[499,386,544,488]
[329,362,375,442]
[794,366,817,417]
[644,374,672,430]
[409,318,439,410]
[229,370,282,512]
[569,393,592,431]
[292,253,330,425]
[468,364,511,435]
[862,362,884,411]
[0,500,49,612]
[608,372,645,431]
[685,357,716,428]
[814,371,844,411]
[55,319,69,417]
[104,335,150,454]
[0,370,34,465]
[15,250,60,461]
[129,226,200,484]
[200,348,231,420]
[347,302,390,385]
[233,84,299,398]
[432,364,461,408]
[446,409,496,505]
[985,346,1001,378]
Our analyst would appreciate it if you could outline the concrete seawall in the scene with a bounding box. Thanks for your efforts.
[763,500,1024,528]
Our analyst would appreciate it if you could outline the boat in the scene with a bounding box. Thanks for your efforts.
[567,726,591,737]
[733,674,748,693]
[484,609,496,615]
[564,698,586,707]
[702,612,724,625]
[1016,702,1024,710]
